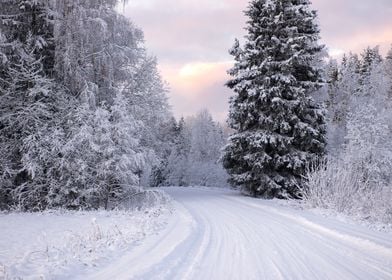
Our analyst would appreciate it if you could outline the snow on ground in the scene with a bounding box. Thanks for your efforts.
[0,194,172,280]
[90,187,392,280]
[259,196,392,233]
[1,187,392,279]
[301,204,392,233]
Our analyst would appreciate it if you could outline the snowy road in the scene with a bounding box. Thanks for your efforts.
[87,187,392,280]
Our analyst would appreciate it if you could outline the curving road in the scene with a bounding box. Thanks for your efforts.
[87,187,392,280]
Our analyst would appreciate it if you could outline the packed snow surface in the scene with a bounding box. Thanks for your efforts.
[88,187,392,280]
[1,187,392,279]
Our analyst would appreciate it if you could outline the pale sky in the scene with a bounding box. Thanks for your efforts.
[121,0,392,121]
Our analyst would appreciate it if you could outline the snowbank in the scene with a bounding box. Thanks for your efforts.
[0,190,172,279]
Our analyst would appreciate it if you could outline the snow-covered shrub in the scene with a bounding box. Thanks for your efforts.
[302,158,368,212]
[118,189,171,211]
[302,158,392,224]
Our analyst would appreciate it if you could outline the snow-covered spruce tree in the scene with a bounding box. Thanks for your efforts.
[159,111,229,188]
[1,0,171,210]
[0,1,72,210]
[324,59,343,155]
[186,110,229,187]
[0,0,55,74]
[41,0,171,209]
[58,91,147,209]
[345,50,392,189]
[163,118,191,186]
[305,49,392,223]
[386,46,392,98]
[325,53,361,155]
[223,0,326,198]
[359,47,382,86]
[149,117,180,187]
[126,57,171,186]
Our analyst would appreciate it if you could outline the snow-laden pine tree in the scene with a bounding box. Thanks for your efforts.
[187,110,229,187]
[58,91,147,209]
[324,59,344,156]
[0,0,172,210]
[306,49,392,222]
[0,1,72,210]
[149,117,180,187]
[359,47,382,86]
[326,53,361,155]
[52,1,171,196]
[158,111,229,188]
[344,49,392,189]
[164,118,191,187]
[223,0,326,198]
[3,45,71,210]
[386,46,392,98]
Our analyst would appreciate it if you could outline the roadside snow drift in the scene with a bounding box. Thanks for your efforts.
[0,192,172,279]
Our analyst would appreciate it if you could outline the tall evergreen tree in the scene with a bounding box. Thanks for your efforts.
[223,0,326,198]
[360,47,382,78]
[326,53,361,155]
[148,117,178,187]
[0,0,172,210]
[383,46,392,99]
[186,110,228,187]
[164,117,191,187]
[0,1,68,209]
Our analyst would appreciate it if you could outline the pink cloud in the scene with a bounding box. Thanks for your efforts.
[159,61,233,121]
[121,0,392,121]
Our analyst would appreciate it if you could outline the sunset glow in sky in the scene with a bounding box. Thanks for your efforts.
[122,0,392,121]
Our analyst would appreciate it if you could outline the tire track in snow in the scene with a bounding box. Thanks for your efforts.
[215,195,368,279]
[225,195,392,279]
[84,201,194,280]
[228,196,392,259]
[87,187,392,280]
[127,199,213,280]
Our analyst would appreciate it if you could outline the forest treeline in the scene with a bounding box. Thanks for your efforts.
[0,0,227,210]
[305,47,392,223]
[0,0,169,210]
